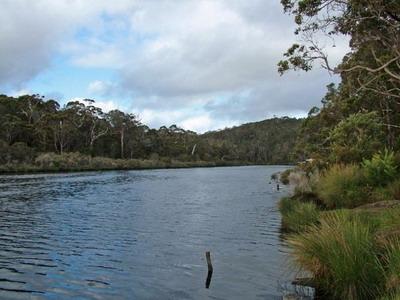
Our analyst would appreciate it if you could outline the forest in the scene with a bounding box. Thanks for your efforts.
[278,1,400,299]
[0,94,301,172]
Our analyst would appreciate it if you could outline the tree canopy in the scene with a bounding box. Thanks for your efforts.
[0,94,301,167]
[280,0,400,163]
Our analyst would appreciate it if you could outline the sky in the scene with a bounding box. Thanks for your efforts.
[0,0,349,133]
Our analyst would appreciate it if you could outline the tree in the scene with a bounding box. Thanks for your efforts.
[329,111,385,162]
[279,0,400,99]
[81,99,109,155]
[107,110,139,158]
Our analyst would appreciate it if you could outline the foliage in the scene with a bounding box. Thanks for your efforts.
[383,239,400,292]
[280,1,400,164]
[329,112,386,163]
[279,197,319,233]
[279,2,400,297]
[279,0,400,102]
[289,211,385,300]
[202,117,301,164]
[0,94,301,171]
[315,164,371,209]
[362,150,398,187]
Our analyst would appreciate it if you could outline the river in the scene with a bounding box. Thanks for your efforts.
[0,166,292,299]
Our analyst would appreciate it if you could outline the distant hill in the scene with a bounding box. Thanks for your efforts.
[200,117,302,164]
[0,94,301,168]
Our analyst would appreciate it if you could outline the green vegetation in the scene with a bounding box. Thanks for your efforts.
[0,152,247,174]
[315,164,370,209]
[202,117,300,164]
[280,197,319,233]
[278,0,400,297]
[289,211,386,299]
[279,160,400,298]
[0,94,301,173]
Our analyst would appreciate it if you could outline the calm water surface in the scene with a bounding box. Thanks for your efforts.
[0,166,292,299]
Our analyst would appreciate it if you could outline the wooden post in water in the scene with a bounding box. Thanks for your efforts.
[205,251,213,288]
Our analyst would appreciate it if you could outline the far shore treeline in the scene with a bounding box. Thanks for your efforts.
[0,94,300,172]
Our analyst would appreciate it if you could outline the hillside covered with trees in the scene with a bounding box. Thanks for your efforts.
[0,94,301,172]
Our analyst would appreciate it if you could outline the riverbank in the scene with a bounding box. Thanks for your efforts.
[278,153,400,299]
[0,152,259,174]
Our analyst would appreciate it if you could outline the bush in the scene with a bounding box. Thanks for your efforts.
[316,164,371,209]
[279,197,319,232]
[362,150,397,187]
[3,142,35,164]
[289,211,385,299]
[329,111,385,163]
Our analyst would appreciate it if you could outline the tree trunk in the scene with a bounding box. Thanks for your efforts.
[120,127,124,159]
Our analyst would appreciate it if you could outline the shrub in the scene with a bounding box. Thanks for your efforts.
[316,164,371,209]
[9,142,35,163]
[279,197,319,232]
[362,150,397,187]
[289,211,385,299]
[329,111,385,163]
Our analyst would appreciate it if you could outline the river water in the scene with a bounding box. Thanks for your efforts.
[0,166,292,299]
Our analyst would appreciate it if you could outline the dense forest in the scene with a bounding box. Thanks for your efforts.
[0,94,301,171]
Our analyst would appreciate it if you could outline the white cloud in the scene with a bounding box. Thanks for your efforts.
[87,80,116,96]
[0,0,350,132]
[10,89,32,97]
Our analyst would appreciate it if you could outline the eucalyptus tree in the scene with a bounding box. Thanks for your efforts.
[107,110,139,159]
[80,99,109,155]
[280,0,400,159]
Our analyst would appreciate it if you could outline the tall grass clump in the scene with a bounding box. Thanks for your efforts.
[289,211,385,299]
[383,239,400,293]
[316,164,371,209]
[279,197,319,233]
[380,293,400,300]
[378,179,400,201]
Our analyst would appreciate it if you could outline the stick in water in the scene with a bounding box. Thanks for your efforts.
[205,251,213,288]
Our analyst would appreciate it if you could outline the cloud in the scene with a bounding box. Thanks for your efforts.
[87,80,116,96]
[120,1,296,97]
[0,0,138,88]
[134,108,238,133]
[116,0,347,130]
[0,0,350,132]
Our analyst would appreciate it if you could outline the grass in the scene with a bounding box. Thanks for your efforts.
[279,197,319,233]
[289,211,385,299]
[282,159,400,298]
[384,239,400,292]
[315,164,372,209]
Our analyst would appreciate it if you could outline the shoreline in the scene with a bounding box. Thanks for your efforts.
[0,159,291,176]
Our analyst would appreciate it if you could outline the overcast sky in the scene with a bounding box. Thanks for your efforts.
[0,0,348,132]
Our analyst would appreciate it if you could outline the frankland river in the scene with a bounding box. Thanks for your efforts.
[0,166,293,299]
